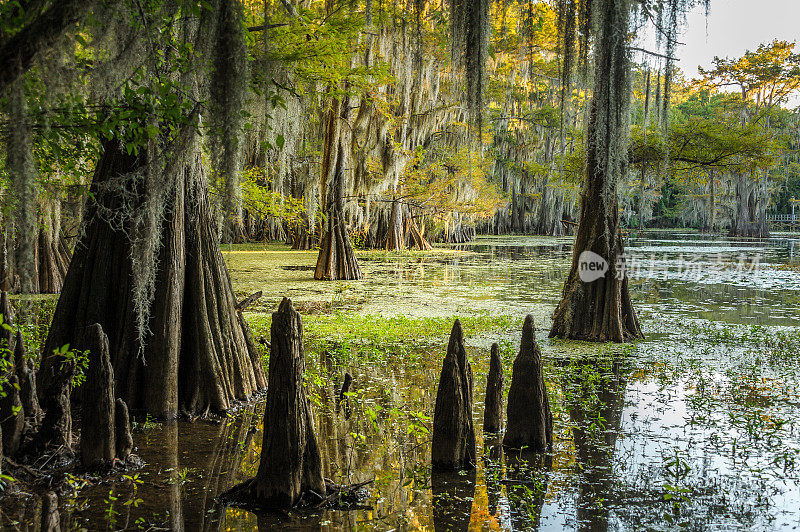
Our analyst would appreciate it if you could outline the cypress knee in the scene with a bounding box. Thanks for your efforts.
[115,398,134,461]
[35,355,74,452]
[432,319,476,470]
[0,291,13,351]
[41,491,60,532]
[0,374,24,456]
[80,323,116,468]
[483,342,503,433]
[503,315,553,452]
[15,331,42,423]
[247,298,325,507]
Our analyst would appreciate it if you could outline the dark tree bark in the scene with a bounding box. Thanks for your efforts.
[115,398,133,461]
[228,298,325,507]
[483,342,503,433]
[549,0,643,343]
[503,315,553,452]
[432,319,476,470]
[315,100,362,281]
[40,138,265,419]
[35,357,74,453]
[80,323,116,469]
[14,331,42,424]
[0,374,24,456]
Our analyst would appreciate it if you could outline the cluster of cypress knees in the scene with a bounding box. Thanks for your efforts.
[224,298,553,509]
[0,291,134,473]
[2,292,551,512]
[431,313,553,471]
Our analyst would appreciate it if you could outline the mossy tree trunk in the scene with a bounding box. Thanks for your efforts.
[386,199,406,251]
[314,98,362,280]
[730,170,770,238]
[40,138,266,419]
[549,0,643,343]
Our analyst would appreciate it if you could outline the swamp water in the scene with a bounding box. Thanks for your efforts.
[3,233,800,530]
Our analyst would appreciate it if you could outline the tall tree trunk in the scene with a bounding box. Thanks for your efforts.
[314,100,362,280]
[386,199,405,251]
[40,138,265,419]
[550,0,643,343]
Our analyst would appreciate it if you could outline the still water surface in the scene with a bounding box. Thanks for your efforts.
[4,232,800,530]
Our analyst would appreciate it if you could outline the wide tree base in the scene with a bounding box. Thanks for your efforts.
[220,477,372,513]
[314,211,362,281]
[41,139,266,419]
[549,270,643,343]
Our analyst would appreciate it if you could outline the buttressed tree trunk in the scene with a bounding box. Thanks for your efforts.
[231,298,326,507]
[315,99,362,280]
[407,208,433,251]
[40,138,266,419]
[432,319,476,470]
[503,315,552,452]
[549,0,643,342]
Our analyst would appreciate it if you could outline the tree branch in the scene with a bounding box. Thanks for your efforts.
[0,0,94,95]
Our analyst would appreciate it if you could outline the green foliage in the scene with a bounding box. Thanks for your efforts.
[53,343,90,390]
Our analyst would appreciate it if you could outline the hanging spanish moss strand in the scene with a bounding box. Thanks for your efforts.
[661,2,678,133]
[643,68,651,125]
[449,0,490,129]
[558,0,577,144]
[654,67,662,128]
[210,0,249,243]
[577,0,593,80]
[8,80,38,293]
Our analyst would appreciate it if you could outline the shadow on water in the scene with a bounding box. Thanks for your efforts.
[561,356,627,532]
[504,449,552,530]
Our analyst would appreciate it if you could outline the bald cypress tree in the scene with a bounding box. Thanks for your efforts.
[38,0,266,418]
[549,0,643,342]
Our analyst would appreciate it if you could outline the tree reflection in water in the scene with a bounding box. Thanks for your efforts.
[431,469,476,532]
[563,356,627,532]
